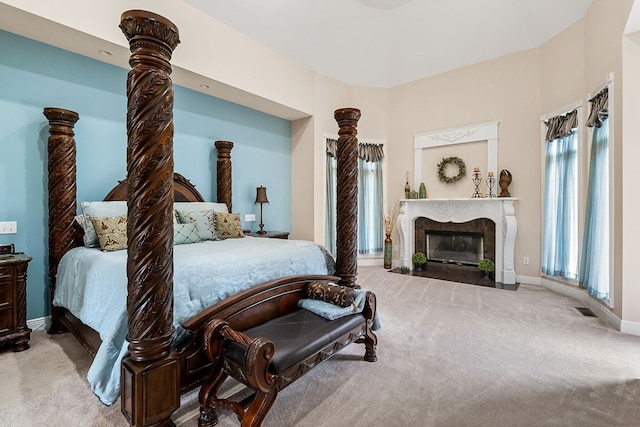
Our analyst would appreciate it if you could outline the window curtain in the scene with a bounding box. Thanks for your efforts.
[579,88,609,300]
[326,139,384,256]
[326,145,337,256]
[358,153,384,254]
[541,110,579,280]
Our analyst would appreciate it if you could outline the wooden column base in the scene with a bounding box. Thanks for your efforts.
[121,350,180,427]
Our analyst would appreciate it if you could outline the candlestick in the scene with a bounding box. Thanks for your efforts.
[471,170,483,198]
[486,174,496,197]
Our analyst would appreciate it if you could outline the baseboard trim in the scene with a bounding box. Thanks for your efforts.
[515,274,541,286]
[621,320,640,336]
[27,316,48,332]
[358,255,383,267]
[518,275,628,334]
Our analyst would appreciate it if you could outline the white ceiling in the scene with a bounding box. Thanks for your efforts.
[184,0,594,88]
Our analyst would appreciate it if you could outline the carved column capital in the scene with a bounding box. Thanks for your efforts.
[43,108,79,129]
[120,10,180,71]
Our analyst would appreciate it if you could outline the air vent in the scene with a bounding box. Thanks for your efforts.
[575,307,596,317]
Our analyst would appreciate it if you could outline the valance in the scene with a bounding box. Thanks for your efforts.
[544,110,578,142]
[326,138,385,162]
[586,87,608,128]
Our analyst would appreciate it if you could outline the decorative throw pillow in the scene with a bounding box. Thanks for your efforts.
[214,212,244,239]
[90,215,127,252]
[176,209,219,241]
[306,281,356,308]
[81,201,127,247]
[173,223,202,245]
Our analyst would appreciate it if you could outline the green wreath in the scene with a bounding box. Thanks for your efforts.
[437,156,467,184]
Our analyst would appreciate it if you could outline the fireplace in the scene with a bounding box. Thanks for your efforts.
[426,232,483,265]
[414,217,495,284]
[397,198,517,285]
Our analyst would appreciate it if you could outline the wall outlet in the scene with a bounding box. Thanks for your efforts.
[0,221,17,234]
[244,214,256,222]
[523,256,529,265]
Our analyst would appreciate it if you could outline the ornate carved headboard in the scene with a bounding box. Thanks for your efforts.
[104,173,205,202]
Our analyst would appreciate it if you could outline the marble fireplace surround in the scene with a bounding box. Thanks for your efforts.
[398,198,518,284]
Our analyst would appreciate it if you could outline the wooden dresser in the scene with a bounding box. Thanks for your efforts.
[0,254,32,352]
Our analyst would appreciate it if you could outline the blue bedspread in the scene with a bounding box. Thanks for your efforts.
[53,237,334,405]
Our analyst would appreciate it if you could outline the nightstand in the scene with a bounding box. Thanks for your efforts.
[0,254,32,352]
[249,231,290,239]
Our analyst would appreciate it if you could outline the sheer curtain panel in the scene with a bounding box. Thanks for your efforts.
[579,88,610,300]
[326,139,337,256]
[541,110,579,280]
[326,139,384,256]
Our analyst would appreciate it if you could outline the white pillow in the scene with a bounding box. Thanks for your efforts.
[173,223,202,245]
[174,202,228,214]
[80,201,127,247]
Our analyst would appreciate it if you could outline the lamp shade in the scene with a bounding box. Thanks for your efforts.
[254,186,269,204]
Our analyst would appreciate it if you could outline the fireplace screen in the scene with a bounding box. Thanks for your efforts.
[426,231,483,266]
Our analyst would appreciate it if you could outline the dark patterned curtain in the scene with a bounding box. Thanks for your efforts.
[544,110,578,142]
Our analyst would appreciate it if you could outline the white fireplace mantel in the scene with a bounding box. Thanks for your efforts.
[397,198,518,284]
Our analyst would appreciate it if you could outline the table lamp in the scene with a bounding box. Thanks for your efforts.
[254,186,269,234]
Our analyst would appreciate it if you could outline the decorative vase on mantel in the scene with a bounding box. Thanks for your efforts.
[383,234,392,269]
[418,182,427,199]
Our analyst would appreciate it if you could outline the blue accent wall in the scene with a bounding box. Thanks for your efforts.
[0,30,292,321]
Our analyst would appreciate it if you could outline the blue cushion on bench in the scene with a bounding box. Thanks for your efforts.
[224,308,365,374]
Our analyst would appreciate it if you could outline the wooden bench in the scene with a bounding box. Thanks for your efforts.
[191,276,378,427]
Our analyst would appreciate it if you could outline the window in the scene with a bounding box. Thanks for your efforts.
[325,139,384,256]
[541,109,579,281]
[579,87,610,302]
[358,157,383,254]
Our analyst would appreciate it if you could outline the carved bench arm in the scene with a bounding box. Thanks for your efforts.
[202,319,277,393]
[363,291,377,326]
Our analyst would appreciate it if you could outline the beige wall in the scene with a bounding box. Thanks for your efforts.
[539,0,632,317]
[0,0,315,120]
[291,75,389,243]
[622,31,640,328]
[387,49,542,276]
[380,0,634,322]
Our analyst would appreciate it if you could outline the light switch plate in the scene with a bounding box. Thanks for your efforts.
[0,221,17,234]
[244,214,256,222]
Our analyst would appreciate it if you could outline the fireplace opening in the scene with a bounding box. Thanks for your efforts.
[426,231,483,266]
[413,217,496,286]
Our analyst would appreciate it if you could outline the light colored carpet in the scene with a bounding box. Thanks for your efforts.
[2,266,640,427]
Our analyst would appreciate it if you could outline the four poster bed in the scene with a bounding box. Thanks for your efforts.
[43,10,373,427]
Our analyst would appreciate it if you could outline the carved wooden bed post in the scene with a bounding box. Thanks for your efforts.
[119,10,181,427]
[333,108,361,288]
[43,107,79,335]
[215,140,233,211]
